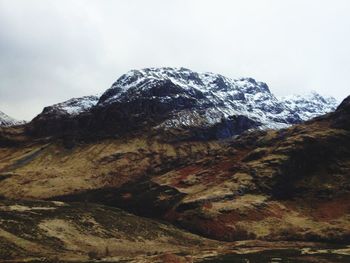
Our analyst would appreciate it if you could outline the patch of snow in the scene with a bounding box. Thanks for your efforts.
[40,95,99,118]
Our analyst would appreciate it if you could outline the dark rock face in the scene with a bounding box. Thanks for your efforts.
[338,95,350,109]
[330,95,350,130]
[212,115,261,139]
[28,95,98,137]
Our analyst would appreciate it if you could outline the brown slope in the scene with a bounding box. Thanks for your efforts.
[0,199,217,262]
[0,97,349,244]
[2,200,348,263]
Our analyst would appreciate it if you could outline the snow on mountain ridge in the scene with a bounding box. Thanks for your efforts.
[0,111,25,127]
[30,67,339,139]
[281,92,338,121]
[40,95,99,117]
[99,68,272,105]
[99,67,330,131]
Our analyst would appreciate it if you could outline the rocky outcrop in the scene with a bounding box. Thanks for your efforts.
[331,95,350,129]
[29,95,98,137]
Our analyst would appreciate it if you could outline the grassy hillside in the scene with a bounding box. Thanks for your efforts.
[0,199,217,262]
[0,97,349,261]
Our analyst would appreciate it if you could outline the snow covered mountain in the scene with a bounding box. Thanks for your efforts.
[281,92,338,121]
[0,110,24,127]
[30,67,339,139]
[34,95,99,121]
[98,67,338,133]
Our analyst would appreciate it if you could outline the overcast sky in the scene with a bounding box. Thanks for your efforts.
[1,0,349,120]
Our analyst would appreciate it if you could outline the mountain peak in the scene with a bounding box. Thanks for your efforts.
[0,110,25,127]
[98,67,271,106]
[40,95,99,118]
[337,95,350,111]
[29,67,340,139]
[280,91,338,121]
[96,67,336,133]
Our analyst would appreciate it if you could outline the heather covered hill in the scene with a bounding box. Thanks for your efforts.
[2,201,348,263]
[0,94,349,243]
[0,199,217,262]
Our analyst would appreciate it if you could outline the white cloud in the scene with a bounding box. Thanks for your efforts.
[0,0,349,120]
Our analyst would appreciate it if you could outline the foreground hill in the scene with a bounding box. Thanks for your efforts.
[0,201,348,262]
[0,199,217,262]
[46,95,349,243]
[0,93,349,244]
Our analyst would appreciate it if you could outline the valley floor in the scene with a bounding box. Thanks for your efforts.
[0,200,349,263]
